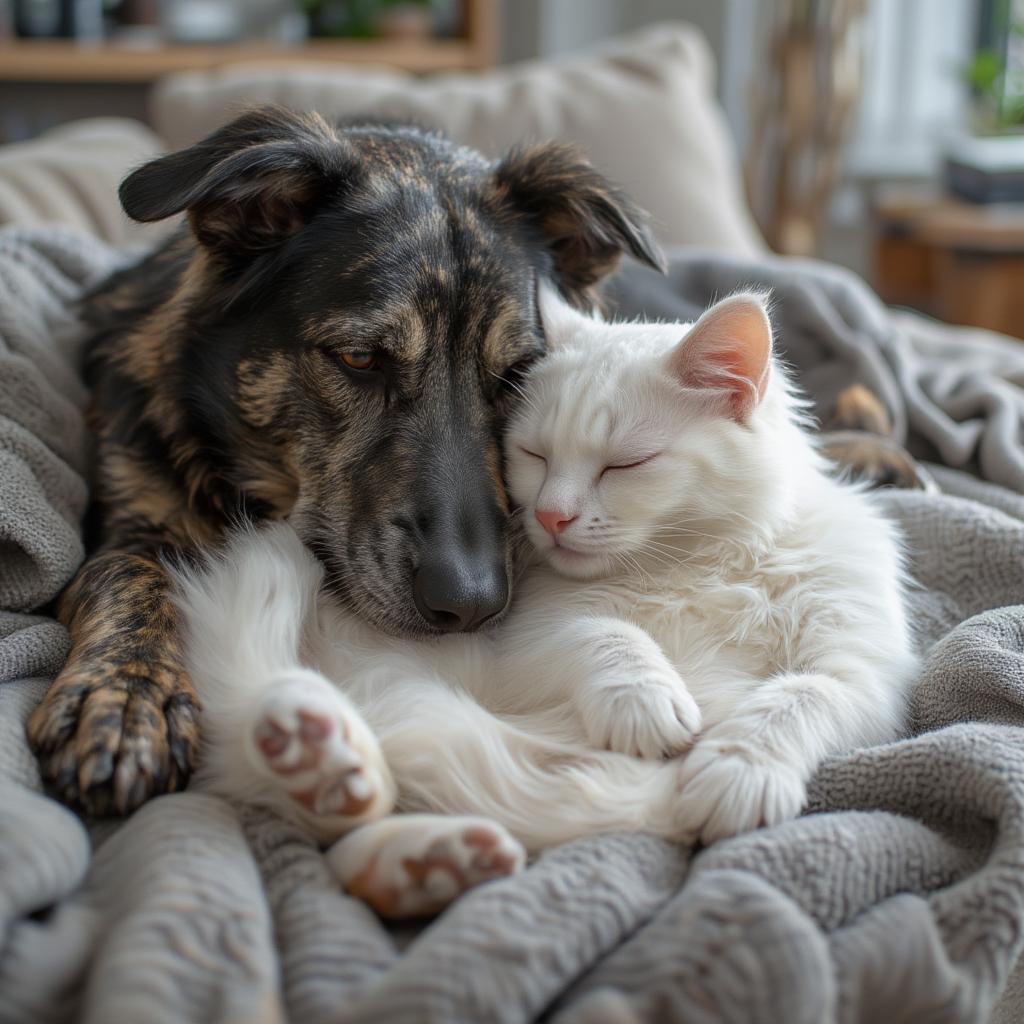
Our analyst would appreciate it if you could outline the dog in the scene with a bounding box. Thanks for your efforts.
[26,107,665,816]
[821,383,935,491]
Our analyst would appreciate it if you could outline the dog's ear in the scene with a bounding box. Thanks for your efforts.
[492,143,665,296]
[119,106,360,255]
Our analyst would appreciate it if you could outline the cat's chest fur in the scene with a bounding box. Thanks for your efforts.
[517,548,799,695]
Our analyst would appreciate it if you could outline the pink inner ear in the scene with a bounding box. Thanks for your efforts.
[670,295,772,422]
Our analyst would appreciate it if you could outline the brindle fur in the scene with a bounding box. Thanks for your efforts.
[827,383,892,437]
[27,107,664,815]
[821,383,932,490]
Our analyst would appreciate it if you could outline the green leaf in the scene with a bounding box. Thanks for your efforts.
[966,49,1004,94]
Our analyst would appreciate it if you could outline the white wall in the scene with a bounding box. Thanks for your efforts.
[501,0,978,276]
[502,0,617,62]
[500,0,759,150]
[824,0,975,275]
[502,0,976,175]
[503,0,731,69]
[850,0,975,178]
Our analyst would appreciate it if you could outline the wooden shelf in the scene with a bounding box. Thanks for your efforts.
[874,186,1024,252]
[0,35,492,83]
[873,186,1024,338]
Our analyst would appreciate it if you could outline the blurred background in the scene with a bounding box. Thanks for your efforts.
[2,0,1024,337]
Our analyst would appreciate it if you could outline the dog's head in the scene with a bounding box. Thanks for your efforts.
[120,107,663,637]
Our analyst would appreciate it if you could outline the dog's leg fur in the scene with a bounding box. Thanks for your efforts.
[820,383,933,490]
[827,383,893,436]
[26,543,200,815]
[25,110,666,817]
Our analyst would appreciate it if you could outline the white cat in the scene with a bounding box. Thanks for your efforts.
[172,287,917,918]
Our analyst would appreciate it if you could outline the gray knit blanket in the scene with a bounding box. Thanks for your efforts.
[2,226,1024,1024]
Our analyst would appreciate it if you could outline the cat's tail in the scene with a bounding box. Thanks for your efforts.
[367,681,688,852]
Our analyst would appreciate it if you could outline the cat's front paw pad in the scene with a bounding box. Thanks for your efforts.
[581,672,702,759]
[250,675,392,821]
[328,817,526,919]
[674,740,806,844]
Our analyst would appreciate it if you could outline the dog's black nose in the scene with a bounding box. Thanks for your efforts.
[413,560,508,633]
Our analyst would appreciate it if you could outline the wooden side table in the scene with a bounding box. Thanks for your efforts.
[873,186,1024,340]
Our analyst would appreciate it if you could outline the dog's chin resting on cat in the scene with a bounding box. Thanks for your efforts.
[171,287,917,919]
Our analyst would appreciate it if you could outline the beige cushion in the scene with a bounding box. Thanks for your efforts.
[152,23,765,255]
[0,118,166,246]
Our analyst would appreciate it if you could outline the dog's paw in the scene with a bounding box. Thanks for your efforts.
[674,738,806,844]
[249,671,394,824]
[819,430,936,492]
[27,659,200,816]
[580,667,701,759]
[327,815,526,919]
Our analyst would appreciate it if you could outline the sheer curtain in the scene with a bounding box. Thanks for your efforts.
[849,0,975,178]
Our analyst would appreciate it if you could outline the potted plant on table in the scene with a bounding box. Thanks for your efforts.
[302,0,442,40]
[946,0,1024,203]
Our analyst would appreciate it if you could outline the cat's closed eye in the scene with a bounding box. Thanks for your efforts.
[519,447,546,461]
[602,453,661,476]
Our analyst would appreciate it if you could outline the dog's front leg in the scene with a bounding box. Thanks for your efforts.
[26,543,199,815]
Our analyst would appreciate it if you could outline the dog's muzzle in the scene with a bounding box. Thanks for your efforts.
[413,552,508,632]
[410,452,510,633]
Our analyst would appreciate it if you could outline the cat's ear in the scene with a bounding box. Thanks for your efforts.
[668,293,772,423]
[537,279,597,347]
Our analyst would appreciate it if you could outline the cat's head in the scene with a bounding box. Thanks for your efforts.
[506,286,789,580]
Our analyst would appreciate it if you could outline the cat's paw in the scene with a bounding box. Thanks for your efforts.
[327,815,526,919]
[580,669,702,759]
[674,738,806,844]
[248,671,394,826]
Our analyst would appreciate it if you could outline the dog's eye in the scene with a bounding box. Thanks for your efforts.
[340,351,377,372]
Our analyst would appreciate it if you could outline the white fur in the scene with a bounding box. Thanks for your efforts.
[327,814,526,918]
[502,288,917,841]
[175,522,688,850]
[172,287,917,867]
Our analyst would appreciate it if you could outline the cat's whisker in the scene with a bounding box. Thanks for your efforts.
[621,538,679,563]
[636,548,687,570]
[597,531,714,558]
[487,368,539,409]
[718,506,771,534]
[649,518,741,539]
[632,547,700,572]
[621,543,673,579]
[651,527,751,555]
[613,548,652,587]
[655,523,727,538]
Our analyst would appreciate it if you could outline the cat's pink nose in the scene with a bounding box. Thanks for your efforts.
[535,508,577,536]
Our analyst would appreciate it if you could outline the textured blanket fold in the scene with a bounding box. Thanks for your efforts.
[2,227,1024,1024]
[608,252,1024,493]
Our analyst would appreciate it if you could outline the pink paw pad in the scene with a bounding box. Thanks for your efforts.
[401,824,524,901]
[460,826,521,876]
[329,815,526,919]
[253,704,375,819]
